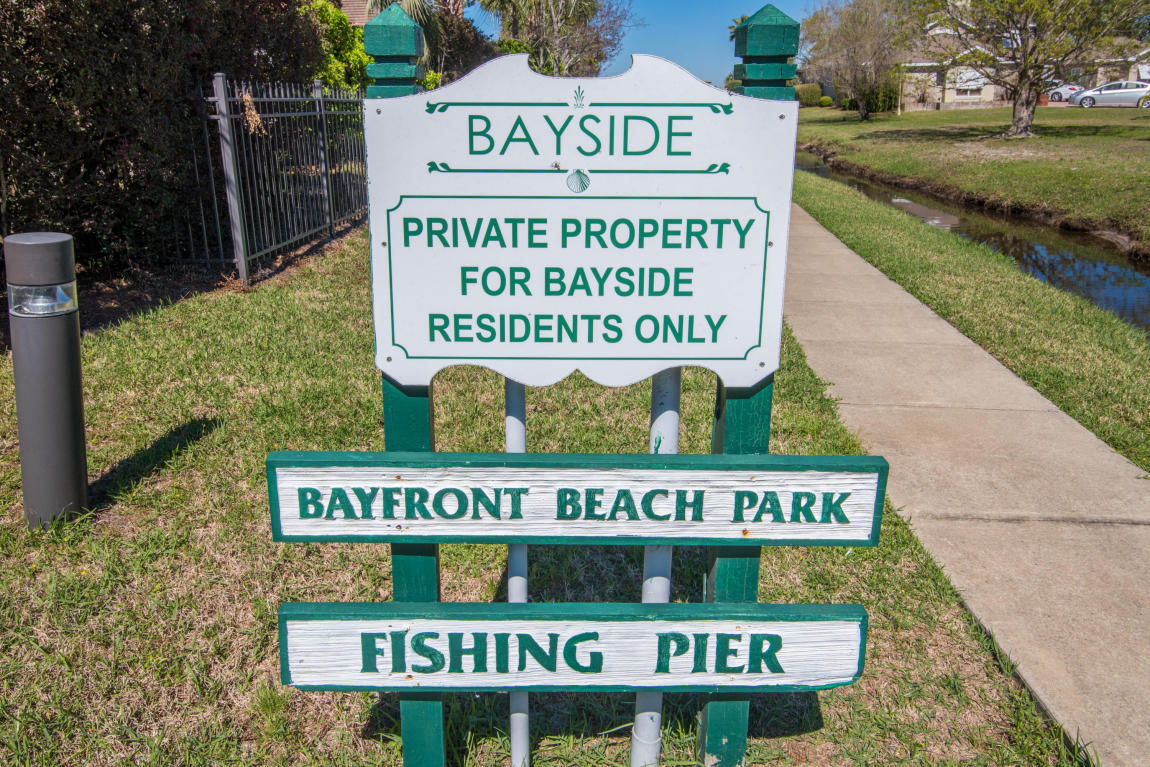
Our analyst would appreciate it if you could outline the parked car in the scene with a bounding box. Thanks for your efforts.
[1069,81,1150,108]
[1047,83,1083,101]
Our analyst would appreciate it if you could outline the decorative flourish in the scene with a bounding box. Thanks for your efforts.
[424,100,568,114]
[589,102,734,115]
[426,161,563,174]
[426,162,731,176]
[572,86,586,109]
[566,169,590,193]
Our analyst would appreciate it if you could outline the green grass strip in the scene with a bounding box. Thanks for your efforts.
[793,170,1149,473]
[797,107,1150,249]
[0,231,1092,764]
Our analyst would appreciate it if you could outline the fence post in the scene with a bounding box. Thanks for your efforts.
[697,6,798,766]
[365,7,440,767]
[312,79,336,239]
[4,233,88,529]
[212,73,250,283]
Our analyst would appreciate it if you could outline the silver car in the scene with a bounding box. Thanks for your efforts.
[1069,80,1150,108]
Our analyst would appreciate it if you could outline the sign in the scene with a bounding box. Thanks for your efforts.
[366,54,799,388]
[279,602,867,692]
[268,452,887,547]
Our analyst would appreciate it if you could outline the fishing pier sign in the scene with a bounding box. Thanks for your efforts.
[366,53,797,388]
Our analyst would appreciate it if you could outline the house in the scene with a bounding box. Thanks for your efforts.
[899,24,1150,110]
[339,0,371,27]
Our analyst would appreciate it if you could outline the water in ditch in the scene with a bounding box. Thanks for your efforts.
[794,151,1150,331]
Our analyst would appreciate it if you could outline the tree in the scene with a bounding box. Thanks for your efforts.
[910,0,1150,137]
[309,0,370,89]
[729,14,749,41]
[479,0,638,76]
[803,0,908,120]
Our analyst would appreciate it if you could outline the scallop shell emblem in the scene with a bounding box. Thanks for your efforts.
[566,169,590,193]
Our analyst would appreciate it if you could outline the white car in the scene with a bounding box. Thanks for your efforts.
[1047,83,1083,101]
[1070,81,1150,108]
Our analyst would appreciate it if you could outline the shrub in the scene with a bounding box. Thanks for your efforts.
[838,82,900,114]
[0,0,324,273]
[796,83,822,107]
[819,95,834,107]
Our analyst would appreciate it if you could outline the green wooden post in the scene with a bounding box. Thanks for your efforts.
[364,5,425,99]
[698,11,798,763]
[367,10,443,765]
[698,377,772,765]
[731,4,800,101]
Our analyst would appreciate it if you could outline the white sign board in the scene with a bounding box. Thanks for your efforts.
[279,603,867,692]
[366,54,798,387]
[267,452,887,547]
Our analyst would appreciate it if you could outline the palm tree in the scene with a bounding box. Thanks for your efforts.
[366,0,434,28]
[729,14,749,41]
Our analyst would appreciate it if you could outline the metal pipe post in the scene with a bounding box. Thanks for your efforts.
[212,73,250,284]
[5,233,88,528]
[631,367,681,767]
[505,377,529,767]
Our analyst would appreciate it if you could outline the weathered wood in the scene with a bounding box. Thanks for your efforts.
[266,451,887,547]
[278,602,869,692]
[369,11,440,760]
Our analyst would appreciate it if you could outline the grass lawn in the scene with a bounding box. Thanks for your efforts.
[0,231,1093,765]
[797,106,1150,251]
[793,170,1150,474]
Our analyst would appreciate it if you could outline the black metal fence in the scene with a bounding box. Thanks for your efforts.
[187,74,367,281]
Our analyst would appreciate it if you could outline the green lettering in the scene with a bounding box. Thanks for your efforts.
[361,632,387,672]
[468,115,494,154]
[325,487,356,519]
[518,633,558,672]
[715,633,744,673]
[748,634,784,673]
[641,489,670,521]
[564,632,602,673]
[448,632,488,673]
[410,632,445,673]
[791,492,817,523]
[352,487,378,520]
[500,115,539,155]
[655,632,690,672]
[298,487,323,519]
[820,492,851,523]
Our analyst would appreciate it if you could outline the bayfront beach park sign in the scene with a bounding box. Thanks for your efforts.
[268,452,887,547]
[366,53,798,388]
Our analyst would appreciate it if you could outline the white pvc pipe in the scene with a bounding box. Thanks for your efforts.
[505,378,529,767]
[631,367,681,767]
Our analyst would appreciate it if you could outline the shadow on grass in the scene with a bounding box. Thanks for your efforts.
[87,417,222,512]
[859,122,1141,144]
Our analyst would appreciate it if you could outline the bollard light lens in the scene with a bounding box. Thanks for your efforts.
[7,282,78,317]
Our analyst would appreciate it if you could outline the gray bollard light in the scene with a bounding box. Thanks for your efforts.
[4,233,88,529]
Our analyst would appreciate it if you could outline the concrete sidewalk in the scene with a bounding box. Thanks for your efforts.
[784,205,1150,766]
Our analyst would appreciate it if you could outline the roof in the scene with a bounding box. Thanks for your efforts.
[341,0,370,27]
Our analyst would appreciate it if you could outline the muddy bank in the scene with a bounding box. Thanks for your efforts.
[798,140,1150,260]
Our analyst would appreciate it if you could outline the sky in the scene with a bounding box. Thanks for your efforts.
[465,0,809,87]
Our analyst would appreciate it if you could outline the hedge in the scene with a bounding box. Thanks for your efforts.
[796,82,822,107]
[0,0,324,274]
